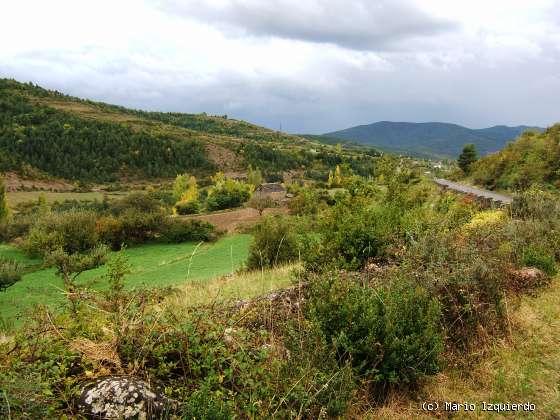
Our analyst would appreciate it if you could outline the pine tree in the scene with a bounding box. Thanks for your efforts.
[458,144,478,174]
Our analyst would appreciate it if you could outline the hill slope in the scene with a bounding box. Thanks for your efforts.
[470,124,560,190]
[325,121,541,159]
[0,79,372,183]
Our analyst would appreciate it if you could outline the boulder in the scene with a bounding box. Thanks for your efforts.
[76,376,176,419]
[509,267,548,292]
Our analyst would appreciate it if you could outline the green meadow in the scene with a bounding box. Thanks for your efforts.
[0,234,251,325]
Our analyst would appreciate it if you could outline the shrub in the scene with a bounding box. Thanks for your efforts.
[511,188,560,221]
[288,187,320,215]
[246,216,300,270]
[180,392,235,420]
[22,209,99,257]
[0,258,24,291]
[206,173,252,211]
[110,192,162,215]
[163,219,217,243]
[521,246,557,276]
[303,199,401,271]
[97,210,165,249]
[174,199,200,215]
[149,190,176,208]
[307,274,443,387]
[403,217,517,350]
[206,189,251,211]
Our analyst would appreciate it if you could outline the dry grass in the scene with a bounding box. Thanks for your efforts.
[358,277,560,419]
[179,206,289,233]
[167,264,298,308]
[6,190,133,207]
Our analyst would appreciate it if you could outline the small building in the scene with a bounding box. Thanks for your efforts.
[254,183,286,200]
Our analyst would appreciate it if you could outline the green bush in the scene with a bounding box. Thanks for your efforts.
[206,189,250,211]
[521,246,557,276]
[180,392,235,420]
[22,209,99,257]
[288,187,320,215]
[164,219,217,243]
[97,209,165,249]
[304,199,401,271]
[110,191,163,215]
[246,216,300,270]
[307,274,443,387]
[0,258,24,291]
[206,174,252,211]
[174,199,200,215]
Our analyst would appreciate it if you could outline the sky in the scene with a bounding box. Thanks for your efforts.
[1,0,559,133]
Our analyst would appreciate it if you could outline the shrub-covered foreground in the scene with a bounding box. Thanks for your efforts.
[1,164,559,417]
[0,255,354,418]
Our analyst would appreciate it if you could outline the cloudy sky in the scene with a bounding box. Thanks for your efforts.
[1,0,559,133]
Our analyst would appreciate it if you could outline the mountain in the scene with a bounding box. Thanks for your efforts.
[0,79,373,183]
[324,121,542,159]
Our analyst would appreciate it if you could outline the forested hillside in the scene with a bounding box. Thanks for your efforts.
[0,88,214,181]
[0,79,374,183]
[325,121,541,159]
[470,124,560,190]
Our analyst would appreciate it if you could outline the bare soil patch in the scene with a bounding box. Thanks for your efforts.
[206,143,244,172]
[181,207,289,232]
[3,171,75,192]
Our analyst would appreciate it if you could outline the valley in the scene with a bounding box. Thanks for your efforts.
[0,79,558,419]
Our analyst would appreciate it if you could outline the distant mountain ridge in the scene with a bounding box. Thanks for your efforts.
[324,121,543,159]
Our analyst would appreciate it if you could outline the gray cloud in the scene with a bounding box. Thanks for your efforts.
[2,0,559,135]
[157,0,457,51]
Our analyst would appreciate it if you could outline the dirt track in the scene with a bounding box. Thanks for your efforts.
[179,207,289,232]
[434,178,513,204]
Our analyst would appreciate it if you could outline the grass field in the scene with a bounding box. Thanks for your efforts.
[170,263,298,308]
[0,234,252,326]
[6,191,132,207]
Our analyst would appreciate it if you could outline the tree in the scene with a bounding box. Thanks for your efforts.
[182,175,198,202]
[0,175,9,225]
[173,175,199,215]
[23,209,108,317]
[47,245,107,317]
[458,144,478,174]
[247,165,263,188]
[37,192,51,216]
[173,174,189,201]
[248,196,276,216]
[327,165,343,188]
[207,174,252,211]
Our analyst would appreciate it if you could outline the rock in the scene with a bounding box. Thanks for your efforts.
[510,267,548,292]
[76,376,176,419]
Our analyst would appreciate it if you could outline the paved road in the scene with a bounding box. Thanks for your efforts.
[434,178,513,204]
